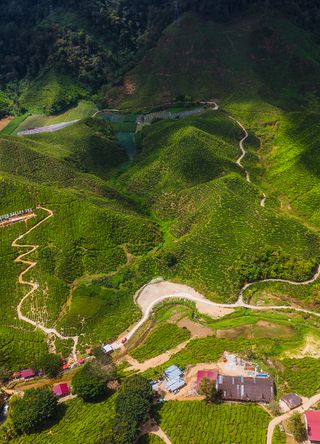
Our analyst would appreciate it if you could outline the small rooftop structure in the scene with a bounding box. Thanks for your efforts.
[20,369,35,379]
[280,393,302,411]
[164,365,185,393]
[305,410,320,443]
[197,370,218,390]
[53,383,70,397]
[102,344,113,354]
[165,378,186,392]
[164,365,183,379]
[216,374,274,403]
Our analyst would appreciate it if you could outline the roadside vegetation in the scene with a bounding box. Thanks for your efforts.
[131,323,190,362]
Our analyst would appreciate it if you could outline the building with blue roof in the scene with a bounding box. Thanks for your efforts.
[164,365,185,393]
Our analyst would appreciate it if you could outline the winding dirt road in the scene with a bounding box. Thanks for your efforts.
[110,108,320,349]
[12,206,79,360]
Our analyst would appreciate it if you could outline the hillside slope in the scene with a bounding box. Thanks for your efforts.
[109,13,320,112]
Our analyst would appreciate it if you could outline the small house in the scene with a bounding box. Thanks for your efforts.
[164,365,185,393]
[305,410,320,443]
[53,383,70,398]
[279,393,302,412]
[197,370,218,390]
[20,369,35,379]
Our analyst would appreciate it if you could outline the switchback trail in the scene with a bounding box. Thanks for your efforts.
[12,206,79,360]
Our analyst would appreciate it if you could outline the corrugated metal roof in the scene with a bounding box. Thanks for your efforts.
[166,378,186,392]
[216,374,274,402]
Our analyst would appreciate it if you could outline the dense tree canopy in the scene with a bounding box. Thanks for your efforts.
[1,0,320,113]
[9,387,57,435]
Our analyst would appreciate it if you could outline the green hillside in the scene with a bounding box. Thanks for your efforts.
[0,129,161,367]
[114,110,320,301]
[20,71,88,115]
[110,13,320,112]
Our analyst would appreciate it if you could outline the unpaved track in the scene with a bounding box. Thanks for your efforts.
[12,206,79,360]
[141,419,172,444]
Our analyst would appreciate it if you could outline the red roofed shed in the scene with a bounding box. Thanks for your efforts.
[305,411,320,443]
[20,369,35,379]
[53,383,70,397]
[197,370,218,390]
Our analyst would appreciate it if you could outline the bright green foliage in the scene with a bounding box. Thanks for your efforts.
[131,324,190,362]
[9,387,57,435]
[117,111,320,301]
[36,353,61,378]
[113,375,152,444]
[278,358,320,397]
[71,363,108,401]
[288,413,307,442]
[20,71,87,115]
[199,377,217,402]
[154,401,270,444]
[8,395,116,443]
[272,426,286,444]
[15,101,97,133]
[27,118,127,177]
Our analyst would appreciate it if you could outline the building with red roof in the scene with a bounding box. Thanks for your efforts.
[305,410,320,443]
[20,369,35,379]
[53,383,70,397]
[197,370,218,390]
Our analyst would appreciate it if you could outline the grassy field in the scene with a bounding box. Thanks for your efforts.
[154,401,270,444]
[14,101,97,134]
[130,323,190,362]
[8,394,116,443]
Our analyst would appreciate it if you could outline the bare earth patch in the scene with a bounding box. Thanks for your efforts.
[0,116,12,131]
[124,78,136,95]
[177,317,214,338]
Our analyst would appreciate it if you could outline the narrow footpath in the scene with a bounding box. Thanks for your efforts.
[13,206,79,360]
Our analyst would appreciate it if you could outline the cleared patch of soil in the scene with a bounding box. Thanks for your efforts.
[0,116,12,131]
[177,317,214,338]
[217,320,294,339]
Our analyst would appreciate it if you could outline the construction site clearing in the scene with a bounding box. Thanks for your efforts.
[0,208,35,228]
[152,352,273,401]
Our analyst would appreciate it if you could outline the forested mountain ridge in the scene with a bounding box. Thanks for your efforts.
[2,0,320,116]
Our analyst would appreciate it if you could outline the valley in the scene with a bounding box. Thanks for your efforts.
[2,3,320,443]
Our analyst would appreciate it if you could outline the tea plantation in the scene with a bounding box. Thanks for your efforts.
[154,401,270,444]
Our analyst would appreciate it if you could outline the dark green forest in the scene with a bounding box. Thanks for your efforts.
[1,0,320,117]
